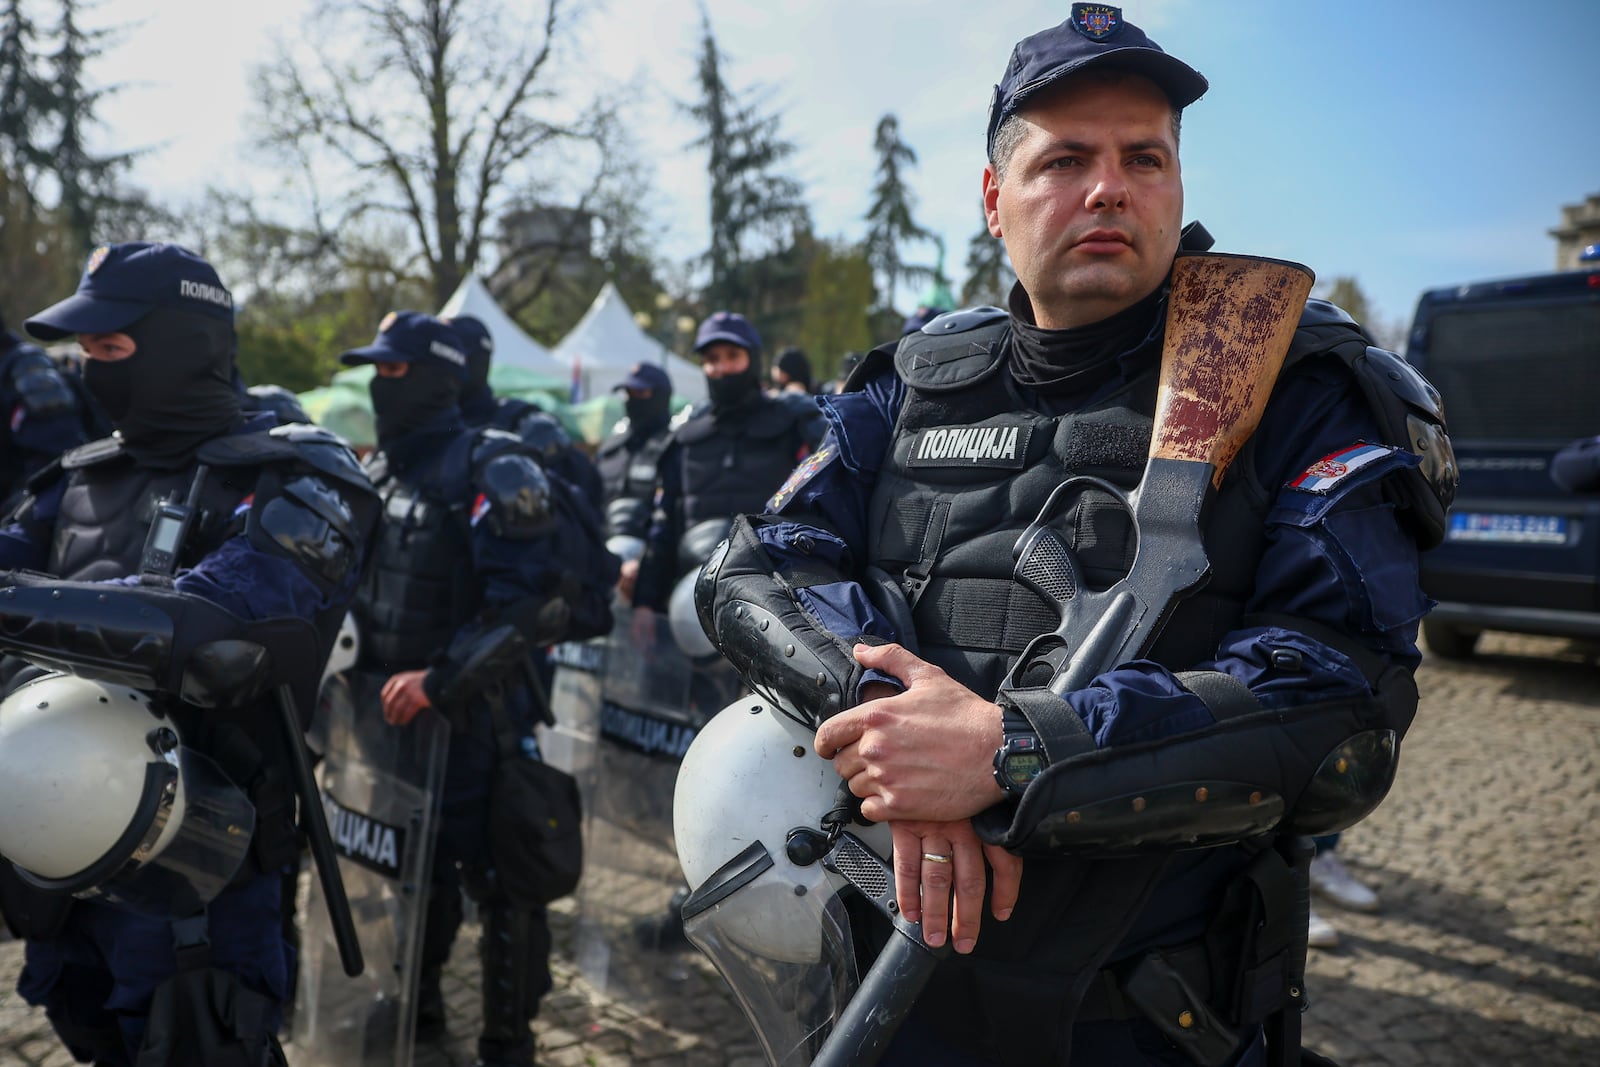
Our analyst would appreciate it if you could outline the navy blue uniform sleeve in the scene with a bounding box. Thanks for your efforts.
[174,534,345,621]
[1059,362,1429,747]
[1550,435,1600,493]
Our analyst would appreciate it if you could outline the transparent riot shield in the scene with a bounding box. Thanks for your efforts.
[572,603,743,1010]
[290,671,449,1067]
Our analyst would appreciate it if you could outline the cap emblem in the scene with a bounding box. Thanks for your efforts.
[85,245,110,275]
[378,311,398,333]
[1071,3,1122,41]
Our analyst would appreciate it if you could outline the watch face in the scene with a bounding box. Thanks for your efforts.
[1003,750,1048,787]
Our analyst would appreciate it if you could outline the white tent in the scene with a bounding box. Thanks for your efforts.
[552,282,706,404]
[438,275,567,380]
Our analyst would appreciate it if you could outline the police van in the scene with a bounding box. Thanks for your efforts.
[1404,266,1600,657]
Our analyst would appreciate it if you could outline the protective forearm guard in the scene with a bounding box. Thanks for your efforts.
[695,515,878,727]
[974,676,1413,856]
[0,570,321,708]
[426,623,534,710]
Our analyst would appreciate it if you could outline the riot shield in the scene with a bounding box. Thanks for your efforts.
[571,603,742,1010]
[290,671,448,1067]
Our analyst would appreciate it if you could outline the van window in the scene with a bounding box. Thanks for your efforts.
[1422,302,1600,442]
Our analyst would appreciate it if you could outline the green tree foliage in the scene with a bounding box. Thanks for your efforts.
[863,114,937,315]
[796,239,874,382]
[0,0,53,186]
[0,165,78,330]
[254,0,639,310]
[1316,276,1372,326]
[47,0,136,253]
[688,6,810,312]
[961,207,1015,307]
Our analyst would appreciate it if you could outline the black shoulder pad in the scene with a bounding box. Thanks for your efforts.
[248,471,364,589]
[471,449,556,541]
[199,425,373,497]
[1285,299,1372,365]
[893,308,1010,393]
[60,435,127,471]
[244,384,311,425]
[672,408,717,446]
[842,345,895,393]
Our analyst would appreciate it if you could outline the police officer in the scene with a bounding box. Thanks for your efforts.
[595,361,675,550]
[0,242,378,1065]
[625,311,821,619]
[451,313,606,509]
[695,9,1453,1066]
[340,311,616,1067]
[0,310,91,510]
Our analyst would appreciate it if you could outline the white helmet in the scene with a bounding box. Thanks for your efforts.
[673,696,891,1066]
[605,533,646,564]
[668,569,718,659]
[0,673,256,918]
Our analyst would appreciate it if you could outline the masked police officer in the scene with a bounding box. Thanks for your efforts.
[596,361,675,553]
[0,310,92,510]
[341,311,617,1067]
[451,314,606,510]
[694,9,1453,1066]
[625,311,821,620]
[0,242,379,1066]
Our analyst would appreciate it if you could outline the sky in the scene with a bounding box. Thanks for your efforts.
[88,0,1600,333]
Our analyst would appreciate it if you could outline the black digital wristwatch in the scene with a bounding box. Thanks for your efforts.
[992,700,1049,798]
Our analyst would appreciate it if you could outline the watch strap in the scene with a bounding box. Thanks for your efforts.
[996,685,1096,765]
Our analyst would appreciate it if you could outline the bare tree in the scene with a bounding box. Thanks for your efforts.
[253,0,636,309]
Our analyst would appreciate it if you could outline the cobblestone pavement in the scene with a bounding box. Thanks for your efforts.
[2,633,1596,1066]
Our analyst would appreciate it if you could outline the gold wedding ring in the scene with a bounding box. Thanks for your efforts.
[922,852,952,864]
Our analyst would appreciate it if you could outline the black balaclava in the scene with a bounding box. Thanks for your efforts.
[459,345,496,425]
[624,390,671,437]
[707,351,764,414]
[1006,280,1167,402]
[370,359,462,449]
[84,306,242,469]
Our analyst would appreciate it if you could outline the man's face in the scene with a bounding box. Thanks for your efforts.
[699,342,750,379]
[78,332,137,362]
[374,361,410,378]
[983,72,1183,330]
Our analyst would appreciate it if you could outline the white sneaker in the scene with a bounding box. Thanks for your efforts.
[1310,851,1380,913]
[1306,907,1339,949]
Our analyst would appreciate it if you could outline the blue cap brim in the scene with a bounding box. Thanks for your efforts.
[23,292,153,341]
[693,331,755,355]
[338,343,412,367]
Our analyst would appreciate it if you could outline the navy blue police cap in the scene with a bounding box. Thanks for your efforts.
[25,242,234,341]
[614,361,673,395]
[448,314,494,358]
[339,310,471,382]
[693,311,762,356]
[986,4,1208,160]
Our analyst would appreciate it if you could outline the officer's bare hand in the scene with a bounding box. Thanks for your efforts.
[815,642,1005,824]
[890,819,1022,954]
[380,670,433,726]
[617,557,639,600]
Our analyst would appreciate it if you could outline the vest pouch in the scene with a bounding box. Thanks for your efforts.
[135,967,287,1067]
[1113,948,1241,1067]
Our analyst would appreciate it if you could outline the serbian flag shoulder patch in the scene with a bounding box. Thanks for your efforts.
[1288,443,1395,494]
[470,493,492,527]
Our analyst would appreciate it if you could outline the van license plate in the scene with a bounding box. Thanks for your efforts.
[1446,512,1570,545]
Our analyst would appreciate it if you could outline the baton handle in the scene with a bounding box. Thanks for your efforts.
[274,683,365,977]
[811,928,943,1067]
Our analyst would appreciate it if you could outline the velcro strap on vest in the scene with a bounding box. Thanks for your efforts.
[1176,670,1262,721]
[1242,612,1390,687]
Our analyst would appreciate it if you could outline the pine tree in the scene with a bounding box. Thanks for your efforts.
[47,0,135,253]
[961,206,1015,307]
[688,7,809,312]
[0,0,53,185]
[863,114,936,315]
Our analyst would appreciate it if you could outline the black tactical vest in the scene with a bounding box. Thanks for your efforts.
[49,447,254,581]
[865,321,1270,702]
[597,428,672,529]
[357,447,481,672]
[672,400,807,531]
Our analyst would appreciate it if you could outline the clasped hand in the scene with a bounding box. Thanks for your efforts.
[814,642,1023,954]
